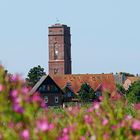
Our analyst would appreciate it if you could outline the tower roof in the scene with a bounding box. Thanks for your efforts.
[49,23,69,28]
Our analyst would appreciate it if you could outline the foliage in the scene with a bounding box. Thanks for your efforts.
[127,80,140,103]
[1,65,140,139]
[78,83,95,102]
[116,83,126,95]
[120,72,135,77]
[26,65,46,87]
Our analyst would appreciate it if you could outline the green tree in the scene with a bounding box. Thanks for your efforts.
[127,80,140,103]
[78,83,95,102]
[116,83,126,95]
[120,72,135,77]
[26,65,46,87]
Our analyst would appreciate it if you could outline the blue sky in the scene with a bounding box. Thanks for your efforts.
[0,0,140,77]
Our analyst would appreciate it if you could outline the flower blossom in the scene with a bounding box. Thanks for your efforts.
[22,87,29,95]
[125,115,132,120]
[58,135,69,140]
[132,120,140,130]
[10,90,18,98]
[63,127,69,134]
[20,129,30,140]
[84,114,92,124]
[36,119,49,132]
[102,118,108,126]
[93,102,100,110]
[12,103,24,114]
[134,103,140,110]
[103,133,109,139]
[0,84,3,92]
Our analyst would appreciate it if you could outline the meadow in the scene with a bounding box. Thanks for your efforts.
[0,65,140,140]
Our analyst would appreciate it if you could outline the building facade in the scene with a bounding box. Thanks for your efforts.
[30,74,117,106]
[48,23,72,75]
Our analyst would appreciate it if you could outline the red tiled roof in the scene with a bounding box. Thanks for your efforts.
[52,74,116,94]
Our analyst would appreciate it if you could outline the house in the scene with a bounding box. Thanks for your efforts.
[123,76,140,90]
[30,75,64,106]
[30,74,117,106]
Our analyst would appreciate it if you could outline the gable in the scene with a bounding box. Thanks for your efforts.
[38,76,62,94]
[30,75,64,95]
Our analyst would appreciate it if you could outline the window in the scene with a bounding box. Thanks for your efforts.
[50,85,58,92]
[55,96,59,103]
[54,68,58,74]
[47,85,50,91]
[44,96,48,103]
[95,91,102,97]
[54,43,58,60]
[39,85,46,93]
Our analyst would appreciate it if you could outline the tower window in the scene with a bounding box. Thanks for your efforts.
[54,68,58,74]
[54,43,58,60]
[54,50,58,60]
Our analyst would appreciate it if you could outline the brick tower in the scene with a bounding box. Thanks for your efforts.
[48,23,72,75]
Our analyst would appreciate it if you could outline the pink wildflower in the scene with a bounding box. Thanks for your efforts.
[58,135,69,140]
[103,133,109,139]
[99,96,103,101]
[68,123,77,132]
[125,115,132,120]
[32,93,42,102]
[111,125,119,130]
[10,90,18,98]
[10,74,19,82]
[80,136,86,140]
[84,114,92,124]
[132,120,140,130]
[63,128,69,134]
[15,122,24,129]
[49,123,54,130]
[102,118,108,126]
[13,97,21,104]
[21,129,30,140]
[93,102,100,109]
[0,133,3,140]
[0,84,3,92]
[121,121,125,127]
[8,122,15,129]
[22,87,29,95]
[134,103,140,110]
[36,119,49,131]
[87,106,94,112]
[12,104,24,114]
[96,111,100,116]
[40,100,47,108]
